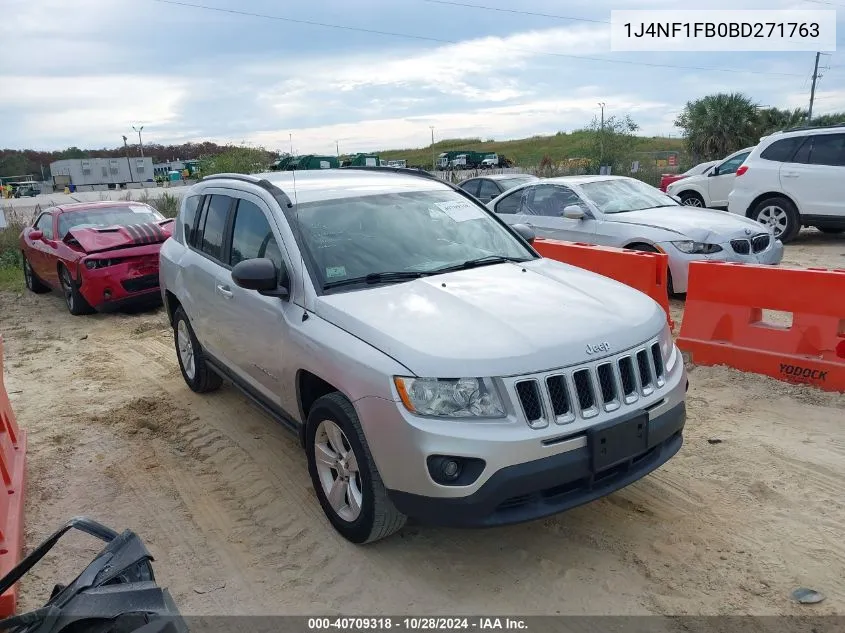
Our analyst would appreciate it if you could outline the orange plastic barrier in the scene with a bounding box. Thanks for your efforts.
[0,336,26,617]
[678,262,845,392]
[533,239,673,329]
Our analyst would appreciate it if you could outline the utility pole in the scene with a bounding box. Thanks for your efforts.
[132,125,145,157]
[430,126,435,171]
[598,102,606,172]
[808,52,821,124]
[122,135,134,184]
[336,140,339,157]
[289,133,294,155]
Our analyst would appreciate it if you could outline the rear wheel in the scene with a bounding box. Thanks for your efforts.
[751,196,800,243]
[173,306,222,393]
[306,392,406,544]
[678,192,705,207]
[22,254,50,294]
[59,266,94,315]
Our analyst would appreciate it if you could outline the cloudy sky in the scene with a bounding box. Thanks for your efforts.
[2,0,843,155]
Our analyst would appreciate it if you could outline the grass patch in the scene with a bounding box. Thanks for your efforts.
[0,209,25,292]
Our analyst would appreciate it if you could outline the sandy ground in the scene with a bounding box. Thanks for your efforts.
[1,228,844,617]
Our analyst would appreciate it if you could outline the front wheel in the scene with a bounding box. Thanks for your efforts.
[59,266,94,315]
[306,392,406,544]
[751,197,800,243]
[679,192,705,207]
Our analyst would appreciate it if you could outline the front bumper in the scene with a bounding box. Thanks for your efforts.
[661,239,784,293]
[389,401,685,528]
[79,264,161,311]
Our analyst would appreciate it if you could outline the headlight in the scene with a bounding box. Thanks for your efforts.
[670,240,722,254]
[658,322,677,372]
[393,377,505,418]
[85,258,123,269]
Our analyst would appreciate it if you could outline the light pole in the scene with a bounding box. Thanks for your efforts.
[597,102,606,171]
[132,125,145,158]
[289,133,293,155]
[122,135,134,185]
[336,140,339,157]
[430,126,435,171]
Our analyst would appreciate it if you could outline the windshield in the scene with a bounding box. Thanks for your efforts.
[59,206,165,238]
[579,178,679,214]
[683,162,714,176]
[288,190,534,291]
[497,176,536,191]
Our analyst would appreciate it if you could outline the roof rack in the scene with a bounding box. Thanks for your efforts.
[780,122,845,133]
[200,172,292,208]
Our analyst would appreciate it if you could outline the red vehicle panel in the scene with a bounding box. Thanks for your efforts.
[660,174,687,192]
[18,201,174,315]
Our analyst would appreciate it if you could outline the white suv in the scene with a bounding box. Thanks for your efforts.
[728,125,845,242]
[666,147,754,209]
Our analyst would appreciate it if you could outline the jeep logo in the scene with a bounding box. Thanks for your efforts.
[586,342,611,355]
[779,363,827,382]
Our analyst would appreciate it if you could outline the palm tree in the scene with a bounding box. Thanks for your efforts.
[674,93,760,161]
[755,107,807,136]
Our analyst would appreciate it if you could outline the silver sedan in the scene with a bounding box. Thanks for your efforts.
[486,175,784,294]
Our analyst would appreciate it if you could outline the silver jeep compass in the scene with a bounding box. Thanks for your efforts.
[159,168,688,544]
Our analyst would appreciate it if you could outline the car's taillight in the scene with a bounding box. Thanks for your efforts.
[736,165,748,176]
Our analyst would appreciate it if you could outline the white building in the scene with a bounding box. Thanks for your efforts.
[50,157,154,188]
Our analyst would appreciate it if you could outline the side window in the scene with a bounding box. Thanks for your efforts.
[494,189,523,214]
[179,195,202,245]
[460,179,480,197]
[525,184,582,216]
[478,180,500,199]
[198,195,232,262]
[229,199,282,274]
[36,213,54,239]
[808,133,845,167]
[760,137,802,162]
[791,137,813,164]
[715,152,750,176]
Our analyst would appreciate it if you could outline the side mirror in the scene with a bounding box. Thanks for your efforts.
[709,167,719,176]
[512,223,535,244]
[29,229,44,241]
[231,258,289,298]
[562,205,585,219]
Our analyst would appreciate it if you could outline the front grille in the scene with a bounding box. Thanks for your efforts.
[751,234,770,252]
[121,274,159,293]
[513,338,668,428]
[731,234,771,255]
[730,239,750,254]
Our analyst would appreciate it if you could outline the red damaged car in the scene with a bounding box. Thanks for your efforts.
[19,201,174,315]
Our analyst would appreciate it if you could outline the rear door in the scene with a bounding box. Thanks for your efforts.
[780,133,845,218]
[179,191,237,365]
[707,151,750,207]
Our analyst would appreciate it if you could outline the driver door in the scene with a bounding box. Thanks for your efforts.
[514,184,597,243]
[707,151,750,208]
[29,212,59,285]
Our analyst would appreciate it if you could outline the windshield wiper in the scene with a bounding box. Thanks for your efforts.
[323,270,425,290]
[430,255,530,274]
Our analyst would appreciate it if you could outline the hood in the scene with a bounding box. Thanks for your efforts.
[604,207,769,242]
[315,258,666,377]
[66,220,174,254]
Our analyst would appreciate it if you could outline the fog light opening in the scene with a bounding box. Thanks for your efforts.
[104,289,112,300]
[441,459,461,481]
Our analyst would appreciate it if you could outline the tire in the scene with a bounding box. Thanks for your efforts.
[750,196,800,243]
[172,306,222,393]
[306,392,406,544]
[626,243,676,295]
[58,265,94,315]
[817,227,844,235]
[678,192,705,207]
[22,254,50,294]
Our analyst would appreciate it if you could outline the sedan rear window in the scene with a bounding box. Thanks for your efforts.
[58,205,164,238]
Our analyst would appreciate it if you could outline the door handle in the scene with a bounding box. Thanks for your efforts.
[216,284,233,298]
[782,171,799,178]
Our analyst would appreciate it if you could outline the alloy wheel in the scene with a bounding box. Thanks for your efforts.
[313,419,363,522]
[756,205,789,238]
